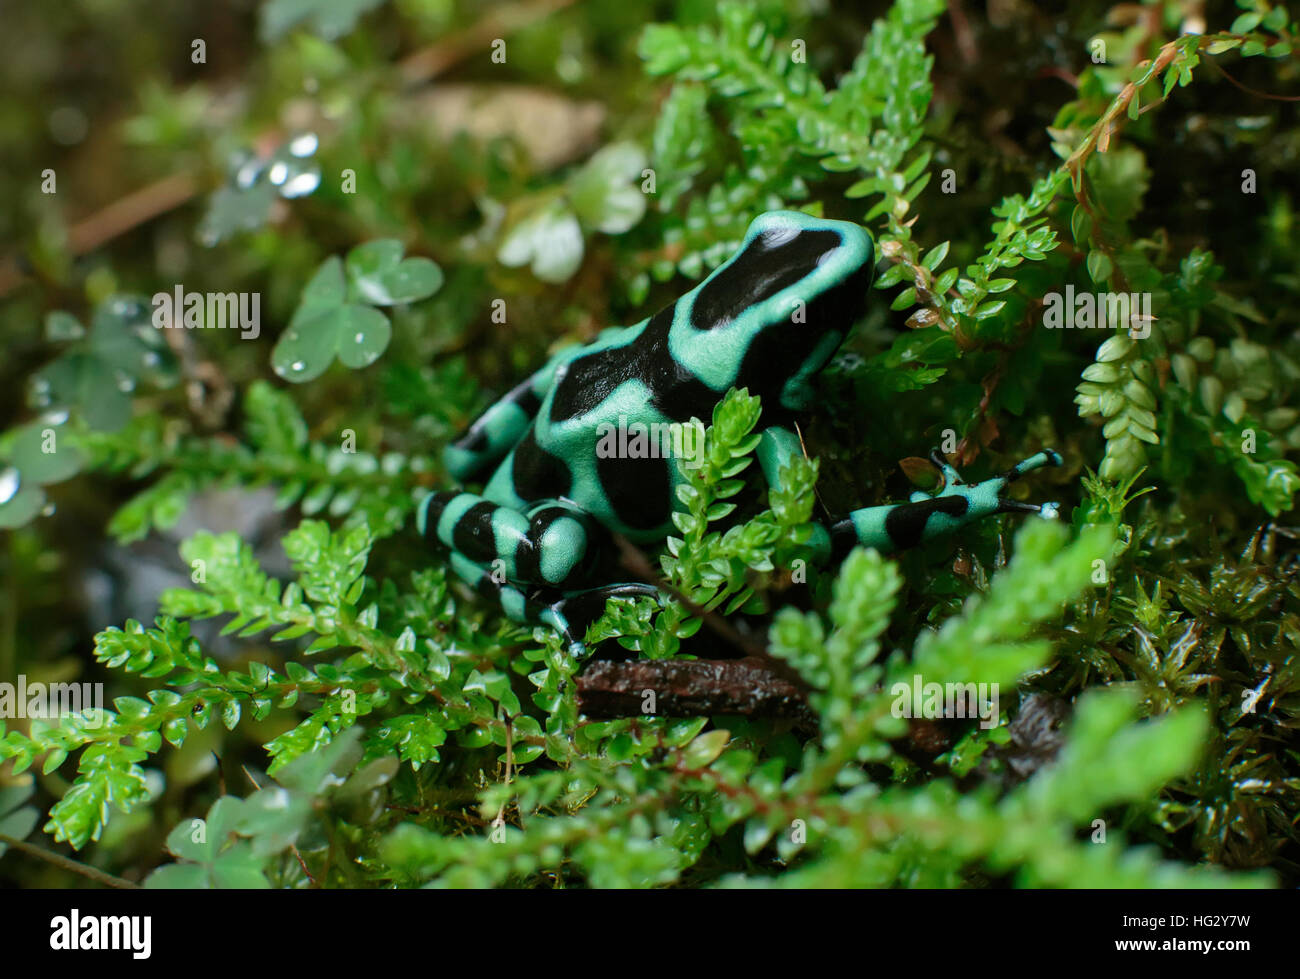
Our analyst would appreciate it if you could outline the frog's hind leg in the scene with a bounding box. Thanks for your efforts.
[444,552,584,654]
[545,582,665,653]
[831,447,1064,553]
[417,491,594,590]
[444,553,657,657]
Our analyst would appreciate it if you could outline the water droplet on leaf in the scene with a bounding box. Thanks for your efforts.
[289,133,319,157]
[281,169,321,198]
[0,467,20,505]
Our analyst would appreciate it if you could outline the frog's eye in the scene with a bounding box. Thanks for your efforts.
[691,225,845,331]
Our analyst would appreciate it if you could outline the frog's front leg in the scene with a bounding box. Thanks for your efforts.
[442,538,658,656]
[443,550,584,653]
[421,492,659,654]
[443,356,563,482]
[831,448,1063,552]
[757,426,833,562]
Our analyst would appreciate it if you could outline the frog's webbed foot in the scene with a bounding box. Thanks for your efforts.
[931,447,1064,520]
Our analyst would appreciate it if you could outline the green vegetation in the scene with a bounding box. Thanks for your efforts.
[1,0,1297,888]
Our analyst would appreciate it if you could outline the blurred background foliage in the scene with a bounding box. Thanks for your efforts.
[1,0,1298,887]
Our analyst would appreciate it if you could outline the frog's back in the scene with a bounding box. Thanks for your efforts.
[484,320,705,539]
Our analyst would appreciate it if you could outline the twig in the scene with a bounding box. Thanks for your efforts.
[289,844,318,886]
[1207,55,1300,101]
[946,0,979,66]
[492,715,514,831]
[576,656,816,728]
[0,173,200,299]
[68,171,201,256]
[0,833,140,889]
[399,0,580,86]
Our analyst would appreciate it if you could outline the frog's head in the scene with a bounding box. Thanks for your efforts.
[675,210,875,412]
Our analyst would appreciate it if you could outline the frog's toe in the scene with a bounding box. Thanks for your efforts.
[1002,448,1063,481]
[997,498,1061,519]
[928,448,965,488]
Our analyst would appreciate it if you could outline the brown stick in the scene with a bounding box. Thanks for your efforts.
[398,0,579,86]
[0,172,201,299]
[0,833,141,889]
[576,656,816,726]
[67,171,201,256]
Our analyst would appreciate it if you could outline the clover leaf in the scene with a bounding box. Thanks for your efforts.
[143,731,368,887]
[145,796,270,889]
[272,240,443,383]
[497,141,647,283]
[497,197,585,283]
[259,0,386,44]
[0,419,85,521]
[29,297,176,432]
[568,142,648,234]
[197,134,322,246]
[345,239,444,305]
[0,782,39,857]
[1,297,177,527]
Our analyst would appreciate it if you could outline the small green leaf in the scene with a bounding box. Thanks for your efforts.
[682,729,730,768]
[1087,250,1113,283]
[498,199,585,283]
[333,305,393,368]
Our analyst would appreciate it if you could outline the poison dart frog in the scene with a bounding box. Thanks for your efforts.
[419,210,1061,655]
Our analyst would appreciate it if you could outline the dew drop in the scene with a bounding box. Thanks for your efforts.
[288,132,319,157]
[235,160,262,189]
[29,378,52,408]
[41,502,56,516]
[355,332,364,342]
[291,360,306,372]
[268,161,289,186]
[42,409,70,425]
[0,467,20,506]
[282,172,321,199]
